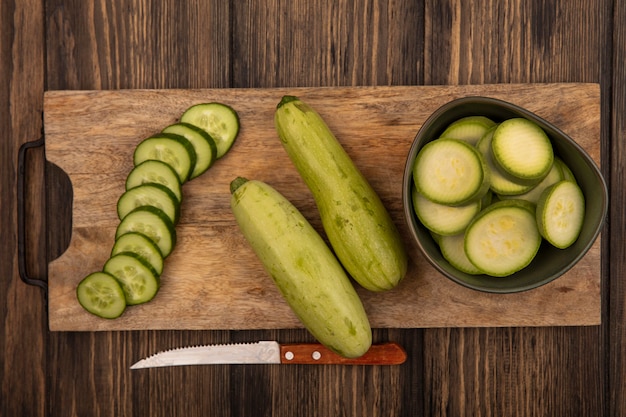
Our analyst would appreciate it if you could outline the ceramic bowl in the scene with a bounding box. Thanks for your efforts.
[402,96,608,293]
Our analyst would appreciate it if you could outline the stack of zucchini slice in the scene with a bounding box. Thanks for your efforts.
[77,102,240,319]
[411,116,586,277]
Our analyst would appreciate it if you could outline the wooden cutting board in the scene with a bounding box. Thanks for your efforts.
[44,83,602,331]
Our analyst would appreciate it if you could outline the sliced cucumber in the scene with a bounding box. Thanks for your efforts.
[133,133,197,184]
[412,186,481,236]
[180,102,240,159]
[111,232,164,276]
[536,180,585,249]
[76,272,127,319]
[413,138,490,206]
[117,183,180,225]
[115,206,176,258]
[103,252,160,305]
[491,118,554,183]
[464,200,541,277]
[125,160,183,203]
[476,126,535,196]
[440,116,496,146]
[438,233,483,275]
[162,122,218,179]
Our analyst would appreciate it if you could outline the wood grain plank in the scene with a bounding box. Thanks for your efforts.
[45,0,231,90]
[609,0,626,414]
[232,0,424,88]
[423,0,611,415]
[43,84,602,332]
[0,0,47,416]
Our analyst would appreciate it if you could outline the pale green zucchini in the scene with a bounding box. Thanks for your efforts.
[440,115,496,146]
[230,178,372,358]
[274,96,407,291]
[536,180,585,249]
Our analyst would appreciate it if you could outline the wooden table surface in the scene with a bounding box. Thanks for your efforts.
[1,1,624,416]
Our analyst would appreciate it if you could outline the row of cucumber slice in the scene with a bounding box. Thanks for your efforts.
[411,115,586,277]
[77,102,241,319]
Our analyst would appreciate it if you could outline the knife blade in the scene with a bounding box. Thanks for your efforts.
[130,341,406,369]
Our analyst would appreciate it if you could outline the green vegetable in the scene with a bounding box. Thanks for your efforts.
[117,183,181,225]
[76,102,240,318]
[491,118,554,183]
[180,102,240,159]
[274,96,407,291]
[536,180,585,249]
[464,200,542,277]
[103,252,160,305]
[133,133,197,184]
[76,272,127,319]
[230,177,372,358]
[162,122,218,179]
[413,137,490,205]
[125,160,183,203]
[440,115,496,146]
[411,115,588,278]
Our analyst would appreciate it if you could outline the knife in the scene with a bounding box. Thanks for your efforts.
[130,341,407,369]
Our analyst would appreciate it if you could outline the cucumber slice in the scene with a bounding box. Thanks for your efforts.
[499,161,563,204]
[440,116,496,146]
[536,180,585,249]
[438,233,483,275]
[476,126,535,196]
[133,133,197,184]
[117,183,180,225]
[103,252,160,305]
[464,200,541,277]
[115,206,176,258]
[111,232,164,276]
[491,118,554,183]
[162,122,218,179]
[125,160,183,203]
[180,102,240,159]
[76,272,127,319]
[413,138,490,206]
[412,186,481,236]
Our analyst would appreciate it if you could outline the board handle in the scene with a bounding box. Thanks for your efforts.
[17,136,49,295]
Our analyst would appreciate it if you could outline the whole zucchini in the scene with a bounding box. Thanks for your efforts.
[230,177,372,358]
[274,96,408,291]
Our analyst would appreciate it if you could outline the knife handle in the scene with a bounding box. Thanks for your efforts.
[279,342,407,365]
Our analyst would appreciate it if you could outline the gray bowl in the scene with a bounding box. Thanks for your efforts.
[402,96,608,293]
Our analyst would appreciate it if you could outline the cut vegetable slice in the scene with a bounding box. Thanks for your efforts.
[76,272,127,319]
[491,118,554,183]
[554,156,577,183]
[413,138,490,205]
[464,200,541,277]
[180,102,240,159]
[125,160,183,203]
[103,252,160,305]
[536,180,585,249]
[412,186,481,236]
[115,206,176,258]
[117,183,181,225]
[438,233,483,275]
[440,116,496,146]
[133,133,197,183]
[499,161,563,204]
[162,122,218,179]
[476,126,535,195]
[111,232,164,276]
